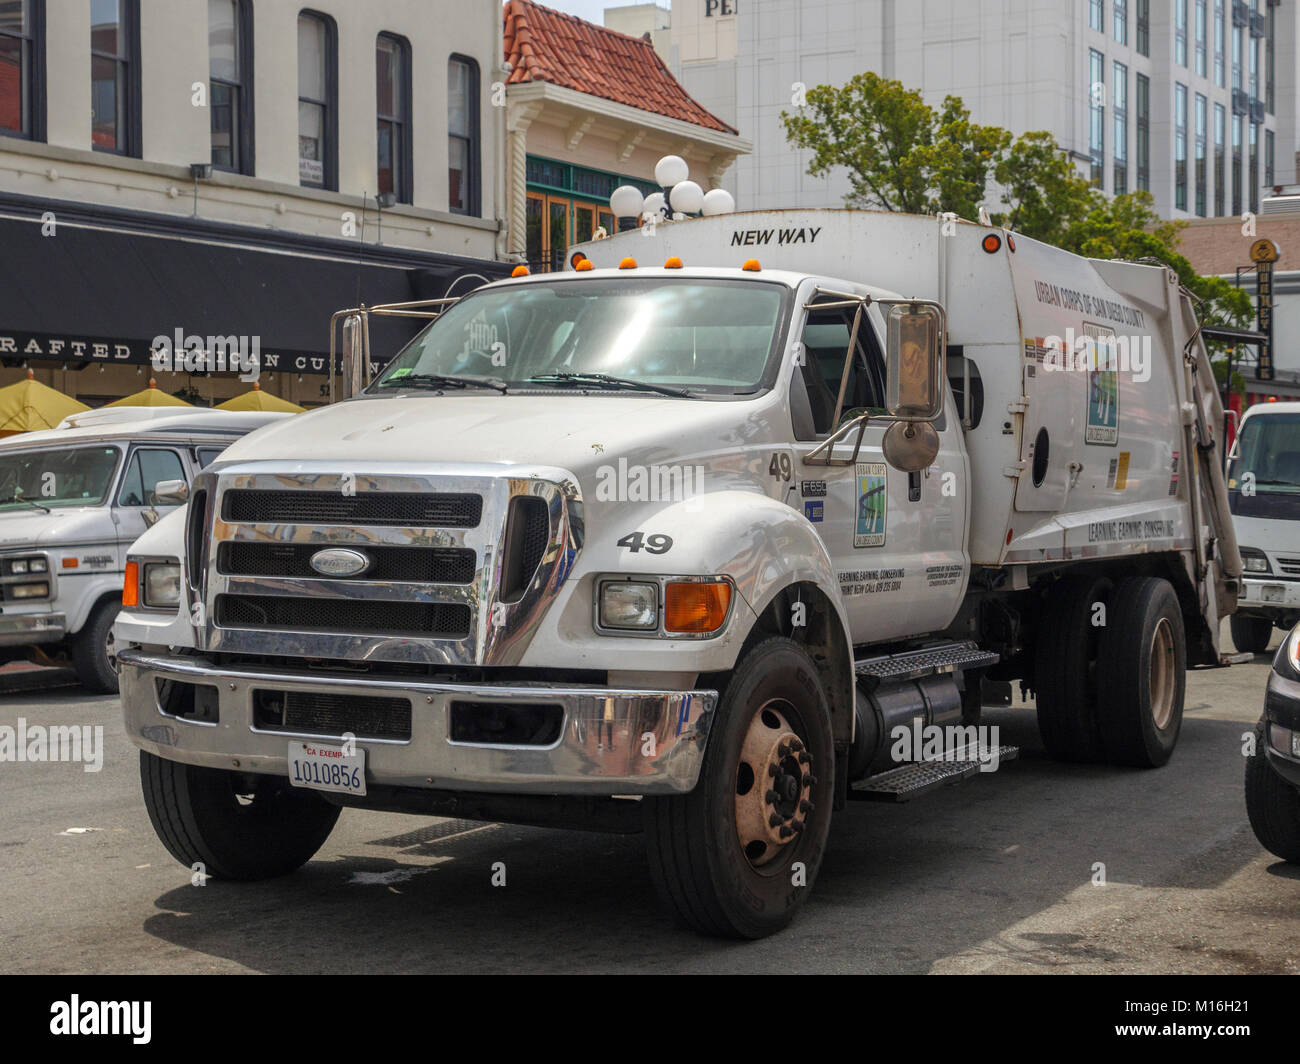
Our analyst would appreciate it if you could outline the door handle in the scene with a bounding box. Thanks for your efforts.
[908,471,921,502]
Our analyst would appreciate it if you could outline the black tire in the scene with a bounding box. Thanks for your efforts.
[140,751,340,880]
[1230,614,1274,655]
[643,636,835,939]
[71,598,120,694]
[1245,723,1300,862]
[1097,577,1186,768]
[1034,576,1111,762]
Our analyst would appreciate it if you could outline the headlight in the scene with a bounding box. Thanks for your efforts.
[9,582,48,599]
[1268,722,1300,759]
[10,559,26,574]
[143,563,182,609]
[598,580,658,630]
[1241,547,1272,573]
[28,558,46,573]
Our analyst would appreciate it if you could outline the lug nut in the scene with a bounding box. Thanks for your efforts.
[790,820,805,833]
[798,752,811,764]
[800,800,814,814]
[804,774,818,787]
[765,790,779,803]
[790,739,804,753]
[777,742,790,758]
[768,764,780,777]
[769,813,784,828]
[779,825,794,839]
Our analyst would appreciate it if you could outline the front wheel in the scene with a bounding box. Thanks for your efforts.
[71,598,121,694]
[140,751,340,880]
[643,637,835,939]
[1230,614,1274,656]
[1245,724,1300,863]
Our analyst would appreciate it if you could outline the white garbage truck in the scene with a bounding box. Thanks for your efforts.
[116,209,1240,938]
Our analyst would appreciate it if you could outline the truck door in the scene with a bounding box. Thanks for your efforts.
[787,287,968,643]
[112,447,187,550]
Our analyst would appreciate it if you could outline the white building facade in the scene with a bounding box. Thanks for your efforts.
[669,0,1298,220]
[0,0,509,407]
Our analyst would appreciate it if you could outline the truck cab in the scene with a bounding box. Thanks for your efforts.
[0,408,292,691]
[1228,401,1300,653]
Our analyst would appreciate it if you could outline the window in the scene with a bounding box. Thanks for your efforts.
[118,450,184,508]
[376,34,411,203]
[1249,121,1258,213]
[1175,0,1187,65]
[1175,84,1187,211]
[1265,0,1274,112]
[1248,22,1258,100]
[1113,62,1128,195]
[0,0,43,140]
[1135,0,1149,56]
[448,56,480,216]
[797,300,887,439]
[1232,113,1242,215]
[1214,102,1225,215]
[297,11,337,190]
[1232,24,1242,90]
[1265,128,1273,189]
[91,0,140,155]
[1214,0,1225,86]
[1135,73,1149,191]
[209,0,252,174]
[1089,50,1104,188]
[1195,0,1206,76]
[1195,93,1206,216]
[1090,0,1103,32]
[1113,0,1127,43]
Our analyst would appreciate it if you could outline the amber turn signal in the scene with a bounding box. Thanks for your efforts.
[122,560,139,607]
[664,581,731,634]
[511,265,530,277]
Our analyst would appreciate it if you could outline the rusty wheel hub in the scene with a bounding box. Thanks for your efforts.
[734,700,815,868]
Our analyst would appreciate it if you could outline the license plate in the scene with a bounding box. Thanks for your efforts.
[1262,585,1285,603]
[287,740,366,796]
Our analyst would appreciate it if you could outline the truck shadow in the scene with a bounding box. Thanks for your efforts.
[139,707,1295,973]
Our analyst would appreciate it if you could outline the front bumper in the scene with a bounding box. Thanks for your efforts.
[0,612,66,647]
[118,647,716,796]
[1238,576,1300,615]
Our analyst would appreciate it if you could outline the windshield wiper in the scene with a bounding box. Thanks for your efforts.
[378,373,508,393]
[525,372,694,398]
[0,496,51,513]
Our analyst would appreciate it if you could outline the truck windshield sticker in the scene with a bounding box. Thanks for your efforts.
[1084,322,1119,446]
[854,463,887,548]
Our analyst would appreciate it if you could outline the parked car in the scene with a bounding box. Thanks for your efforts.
[1245,622,1300,862]
[0,408,292,692]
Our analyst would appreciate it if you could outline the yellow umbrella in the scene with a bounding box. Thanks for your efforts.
[215,383,304,413]
[0,369,91,437]
[105,378,192,408]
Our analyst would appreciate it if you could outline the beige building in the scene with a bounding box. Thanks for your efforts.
[503,0,747,271]
[0,0,509,408]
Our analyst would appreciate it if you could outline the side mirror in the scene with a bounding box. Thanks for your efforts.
[884,303,944,421]
[341,313,369,400]
[152,479,189,505]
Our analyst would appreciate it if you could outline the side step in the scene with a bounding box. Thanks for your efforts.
[854,640,999,685]
[849,744,1020,803]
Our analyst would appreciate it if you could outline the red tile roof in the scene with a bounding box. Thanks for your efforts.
[503,0,737,134]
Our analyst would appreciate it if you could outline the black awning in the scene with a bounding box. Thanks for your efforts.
[0,212,505,374]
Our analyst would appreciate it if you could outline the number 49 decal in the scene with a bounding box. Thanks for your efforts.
[617,532,673,555]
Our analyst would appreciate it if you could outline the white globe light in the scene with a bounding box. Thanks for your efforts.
[669,180,705,215]
[642,191,667,218]
[654,155,690,188]
[609,185,644,218]
[701,188,737,216]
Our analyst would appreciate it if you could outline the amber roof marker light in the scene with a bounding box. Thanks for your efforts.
[981,234,1002,254]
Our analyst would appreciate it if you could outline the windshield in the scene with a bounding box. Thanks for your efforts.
[367,278,790,397]
[0,446,121,511]
[1229,413,1300,520]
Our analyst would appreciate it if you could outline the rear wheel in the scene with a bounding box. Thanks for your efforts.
[643,637,834,938]
[1097,577,1186,767]
[71,598,120,694]
[1034,576,1111,762]
[140,751,340,880]
[1230,614,1274,656]
[1245,724,1300,863]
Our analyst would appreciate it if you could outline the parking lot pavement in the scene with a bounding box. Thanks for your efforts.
[0,627,1296,974]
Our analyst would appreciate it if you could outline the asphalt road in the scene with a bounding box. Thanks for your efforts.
[1,628,1296,974]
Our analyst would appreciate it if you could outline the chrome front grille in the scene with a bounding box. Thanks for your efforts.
[1277,557,1300,577]
[188,463,581,667]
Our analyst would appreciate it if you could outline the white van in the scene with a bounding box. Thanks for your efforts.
[1227,401,1300,652]
[0,408,292,691]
